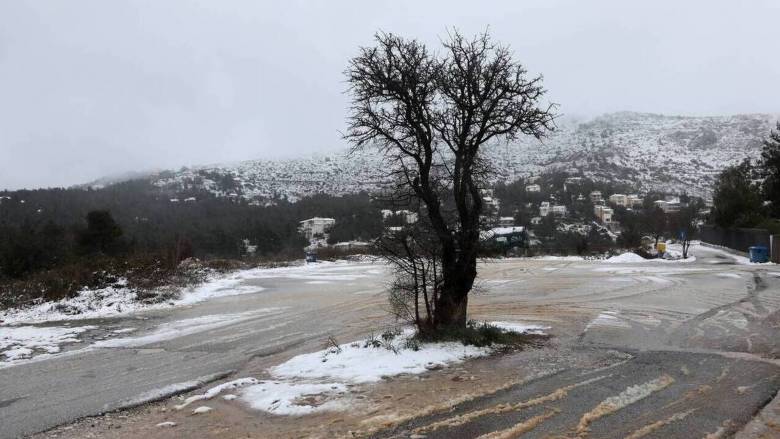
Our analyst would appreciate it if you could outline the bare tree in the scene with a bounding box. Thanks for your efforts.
[669,204,700,259]
[346,30,555,330]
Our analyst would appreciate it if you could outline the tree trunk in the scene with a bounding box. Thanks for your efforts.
[433,250,477,328]
[434,292,469,328]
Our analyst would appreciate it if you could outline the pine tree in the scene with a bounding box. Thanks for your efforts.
[760,122,780,217]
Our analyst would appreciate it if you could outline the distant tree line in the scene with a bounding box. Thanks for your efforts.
[710,122,780,232]
[0,180,382,282]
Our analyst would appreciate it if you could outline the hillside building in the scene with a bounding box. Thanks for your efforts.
[526,184,541,193]
[654,199,681,213]
[627,194,643,208]
[299,217,335,240]
[609,194,628,207]
[594,205,614,223]
[589,191,603,203]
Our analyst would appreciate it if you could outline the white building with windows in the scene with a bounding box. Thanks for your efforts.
[526,184,541,193]
[654,199,681,213]
[539,201,551,217]
[299,217,335,240]
[609,194,628,207]
[627,194,643,208]
[594,205,614,223]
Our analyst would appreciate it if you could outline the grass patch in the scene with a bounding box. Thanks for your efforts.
[414,320,548,349]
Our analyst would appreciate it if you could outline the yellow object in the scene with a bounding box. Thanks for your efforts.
[657,242,667,253]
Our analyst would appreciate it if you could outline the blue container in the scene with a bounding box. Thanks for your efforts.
[749,246,769,263]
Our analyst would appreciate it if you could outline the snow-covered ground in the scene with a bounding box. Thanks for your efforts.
[175,322,544,416]
[0,272,262,325]
[94,309,283,348]
[0,324,96,366]
[0,261,378,367]
[0,260,379,326]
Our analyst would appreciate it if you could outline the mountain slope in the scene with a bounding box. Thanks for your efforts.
[136,112,777,201]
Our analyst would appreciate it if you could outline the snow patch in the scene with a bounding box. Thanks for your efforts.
[241,381,349,416]
[95,309,282,348]
[532,255,586,261]
[490,321,549,335]
[271,330,491,384]
[0,269,266,324]
[191,406,213,415]
[585,311,631,331]
[174,378,259,410]
[220,326,524,416]
[0,325,96,367]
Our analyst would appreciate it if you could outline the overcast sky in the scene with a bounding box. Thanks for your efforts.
[1,0,779,190]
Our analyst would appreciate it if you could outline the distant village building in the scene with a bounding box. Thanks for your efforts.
[242,239,258,255]
[589,191,603,203]
[654,199,681,213]
[563,177,582,192]
[530,216,542,225]
[552,205,568,216]
[608,194,628,207]
[481,189,500,213]
[594,205,614,223]
[299,217,335,240]
[382,209,418,225]
[539,201,551,217]
[540,201,567,217]
[480,226,527,251]
[333,241,370,250]
[526,184,541,193]
[627,194,643,208]
[498,216,515,227]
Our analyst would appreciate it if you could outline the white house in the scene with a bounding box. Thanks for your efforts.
[654,199,681,213]
[498,216,515,227]
[627,194,643,208]
[551,205,567,216]
[299,217,336,240]
[526,184,541,193]
[594,205,614,223]
[539,201,551,217]
[540,201,566,217]
[609,194,628,207]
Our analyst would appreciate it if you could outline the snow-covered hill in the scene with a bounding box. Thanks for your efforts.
[139,112,778,202]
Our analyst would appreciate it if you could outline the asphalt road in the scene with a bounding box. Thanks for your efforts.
[2,244,780,438]
[372,245,780,438]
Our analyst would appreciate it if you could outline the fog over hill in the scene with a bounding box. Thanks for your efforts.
[92,112,778,202]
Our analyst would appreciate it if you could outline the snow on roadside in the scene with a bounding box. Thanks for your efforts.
[699,243,776,266]
[0,324,96,366]
[184,322,544,416]
[270,329,492,384]
[94,308,283,348]
[531,255,587,261]
[489,321,549,335]
[605,252,696,264]
[0,260,378,325]
[242,381,349,415]
[0,269,269,325]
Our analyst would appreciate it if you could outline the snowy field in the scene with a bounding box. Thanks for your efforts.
[169,323,546,416]
[0,260,380,367]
